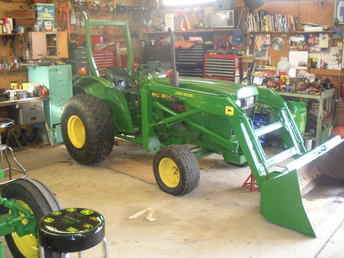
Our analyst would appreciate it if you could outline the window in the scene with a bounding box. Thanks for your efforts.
[162,0,217,7]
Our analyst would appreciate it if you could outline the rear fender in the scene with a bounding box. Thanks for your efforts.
[74,76,135,133]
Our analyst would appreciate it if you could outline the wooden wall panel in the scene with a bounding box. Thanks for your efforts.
[258,0,334,26]
[0,0,30,88]
[268,35,290,66]
[237,0,335,26]
[0,1,29,18]
[0,73,27,88]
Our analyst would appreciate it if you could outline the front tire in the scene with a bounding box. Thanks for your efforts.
[62,95,115,165]
[153,145,200,196]
[2,178,62,258]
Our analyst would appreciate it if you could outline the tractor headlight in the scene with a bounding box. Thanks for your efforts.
[236,86,258,110]
[236,96,256,110]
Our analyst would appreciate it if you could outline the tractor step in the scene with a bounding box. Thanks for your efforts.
[266,147,298,168]
[255,122,283,137]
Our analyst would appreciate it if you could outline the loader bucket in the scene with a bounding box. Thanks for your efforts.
[260,136,344,237]
[261,171,315,237]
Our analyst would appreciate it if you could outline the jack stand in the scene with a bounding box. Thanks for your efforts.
[242,172,259,192]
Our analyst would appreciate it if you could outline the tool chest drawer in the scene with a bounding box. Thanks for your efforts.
[18,101,45,125]
[204,53,240,82]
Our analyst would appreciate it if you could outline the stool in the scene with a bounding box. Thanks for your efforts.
[39,208,109,258]
[0,118,26,179]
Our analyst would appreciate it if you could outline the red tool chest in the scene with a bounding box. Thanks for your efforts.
[204,53,240,82]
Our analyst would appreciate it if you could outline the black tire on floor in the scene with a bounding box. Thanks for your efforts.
[153,145,200,196]
[61,95,115,165]
[2,178,62,258]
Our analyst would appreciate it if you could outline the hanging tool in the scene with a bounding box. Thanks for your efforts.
[57,4,71,33]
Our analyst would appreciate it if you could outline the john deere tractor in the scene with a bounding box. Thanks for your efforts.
[62,14,344,237]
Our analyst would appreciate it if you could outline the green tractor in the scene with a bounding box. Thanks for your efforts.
[62,14,344,237]
[0,176,61,258]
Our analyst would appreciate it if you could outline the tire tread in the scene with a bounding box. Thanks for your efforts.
[153,145,200,196]
[62,95,115,165]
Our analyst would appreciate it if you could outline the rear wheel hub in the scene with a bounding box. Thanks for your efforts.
[67,115,86,149]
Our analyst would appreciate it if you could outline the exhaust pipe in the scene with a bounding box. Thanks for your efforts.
[169,28,179,87]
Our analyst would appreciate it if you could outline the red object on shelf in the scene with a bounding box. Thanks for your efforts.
[241,172,259,192]
[57,4,71,33]
[93,49,115,74]
[333,126,344,137]
[92,35,104,46]
[74,35,104,47]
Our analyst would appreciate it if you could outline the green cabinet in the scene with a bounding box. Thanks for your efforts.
[28,65,73,144]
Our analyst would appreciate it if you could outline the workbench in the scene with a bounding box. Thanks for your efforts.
[278,89,336,147]
[0,97,46,147]
[0,97,46,125]
[0,97,44,107]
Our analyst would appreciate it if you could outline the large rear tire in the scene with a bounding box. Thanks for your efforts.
[153,145,200,196]
[62,95,115,165]
[2,178,62,258]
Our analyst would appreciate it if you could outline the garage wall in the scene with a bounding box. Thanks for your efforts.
[236,0,335,26]
[0,0,29,88]
[0,0,339,88]
[0,0,141,88]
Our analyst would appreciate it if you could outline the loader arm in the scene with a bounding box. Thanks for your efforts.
[141,79,242,153]
[229,89,344,237]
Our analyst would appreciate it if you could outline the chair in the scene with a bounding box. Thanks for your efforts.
[0,118,26,179]
[39,208,109,258]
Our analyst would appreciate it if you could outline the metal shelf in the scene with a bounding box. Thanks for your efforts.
[249,31,335,34]
[145,28,240,36]
[278,88,336,146]
[0,33,24,36]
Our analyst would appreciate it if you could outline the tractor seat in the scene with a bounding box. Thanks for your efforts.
[39,208,105,253]
[104,67,130,90]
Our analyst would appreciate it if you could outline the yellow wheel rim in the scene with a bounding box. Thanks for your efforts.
[158,158,181,188]
[67,115,86,149]
[11,200,39,258]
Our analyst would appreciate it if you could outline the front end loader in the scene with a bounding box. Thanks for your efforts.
[62,14,344,237]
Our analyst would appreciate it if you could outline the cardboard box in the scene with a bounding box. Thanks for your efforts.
[33,3,55,21]
[33,3,55,32]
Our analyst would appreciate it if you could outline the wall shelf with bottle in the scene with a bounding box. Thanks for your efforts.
[145,28,240,36]
[247,30,343,83]
[249,31,336,35]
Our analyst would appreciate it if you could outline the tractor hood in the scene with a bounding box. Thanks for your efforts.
[180,77,242,97]
[153,76,254,99]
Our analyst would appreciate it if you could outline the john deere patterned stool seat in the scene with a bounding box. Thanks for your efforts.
[39,208,109,257]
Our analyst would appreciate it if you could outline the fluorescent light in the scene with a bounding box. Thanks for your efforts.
[163,0,216,7]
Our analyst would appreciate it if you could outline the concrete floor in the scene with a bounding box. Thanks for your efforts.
[3,142,344,258]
